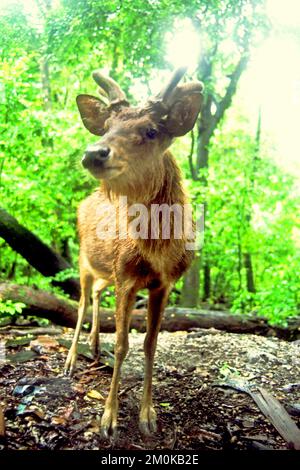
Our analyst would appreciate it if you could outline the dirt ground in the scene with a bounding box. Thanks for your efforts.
[0,327,300,450]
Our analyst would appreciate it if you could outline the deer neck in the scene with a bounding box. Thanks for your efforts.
[102,150,186,208]
[148,151,186,207]
[130,151,187,253]
[101,151,187,253]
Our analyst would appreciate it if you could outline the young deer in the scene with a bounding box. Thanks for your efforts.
[64,67,203,437]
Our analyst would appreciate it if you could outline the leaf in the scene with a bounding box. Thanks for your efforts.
[13,384,37,397]
[30,335,59,352]
[72,383,85,394]
[16,406,45,420]
[58,338,114,368]
[51,416,67,426]
[7,350,38,364]
[58,338,93,360]
[86,389,104,401]
[6,336,33,348]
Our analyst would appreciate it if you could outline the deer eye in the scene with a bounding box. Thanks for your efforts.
[145,128,158,140]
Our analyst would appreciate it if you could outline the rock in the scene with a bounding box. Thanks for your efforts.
[247,349,280,365]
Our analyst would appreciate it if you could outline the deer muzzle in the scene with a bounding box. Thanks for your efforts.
[82,144,111,170]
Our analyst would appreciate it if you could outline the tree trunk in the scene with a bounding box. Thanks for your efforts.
[196,132,210,178]
[244,252,256,293]
[237,228,243,291]
[61,238,72,264]
[182,52,250,308]
[0,207,80,299]
[202,262,211,301]
[242,110,261,294]
[181,133,210,307]
[180,256,201,307]
[40,58,51,110]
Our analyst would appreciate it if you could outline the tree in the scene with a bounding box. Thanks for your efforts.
[180,0,270,306]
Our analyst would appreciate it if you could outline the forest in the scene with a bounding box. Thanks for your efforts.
[0,0,299,324]
[0,0,300,453]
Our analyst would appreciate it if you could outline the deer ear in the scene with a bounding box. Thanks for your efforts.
[76,94,110,136]
[164,85,203,137]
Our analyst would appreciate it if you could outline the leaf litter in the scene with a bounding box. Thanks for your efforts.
[0,328,299,450]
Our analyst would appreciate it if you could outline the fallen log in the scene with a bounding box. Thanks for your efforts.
[0,282,80,328]
[0,282,299,339]
[0,207,80,300]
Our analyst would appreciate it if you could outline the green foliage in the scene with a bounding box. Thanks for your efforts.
[219,362,241,380]
[52,268,79,282]
[100,287,116,309]
[0,299,26,317]
[192,121,300,323]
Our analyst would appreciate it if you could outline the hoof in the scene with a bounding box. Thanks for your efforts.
[139,406,157,436]
[101,424,118,441]
[101,407,118,440]
[64,350,77,376]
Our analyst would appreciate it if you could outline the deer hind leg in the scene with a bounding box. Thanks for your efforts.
[101,281,137,439]
[64,271,92,376]
[139,285,170,435]
[89,278,110,359]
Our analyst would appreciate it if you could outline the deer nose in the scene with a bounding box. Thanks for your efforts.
[82,146,111,169]
[97,146,111,161]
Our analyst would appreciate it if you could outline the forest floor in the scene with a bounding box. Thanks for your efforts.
[0,326,300,450]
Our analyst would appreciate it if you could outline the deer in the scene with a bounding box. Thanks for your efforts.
[64,66,203,438]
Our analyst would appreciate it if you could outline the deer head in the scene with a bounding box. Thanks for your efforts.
[76,68,203,193]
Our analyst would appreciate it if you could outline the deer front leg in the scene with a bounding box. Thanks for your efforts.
[89,278,110,359]
[101,281,137,438]
[64,272,92,376]
[139,285,170,435]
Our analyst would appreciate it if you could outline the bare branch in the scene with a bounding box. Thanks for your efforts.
[208,53,250,137]
[187,129,198,180]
